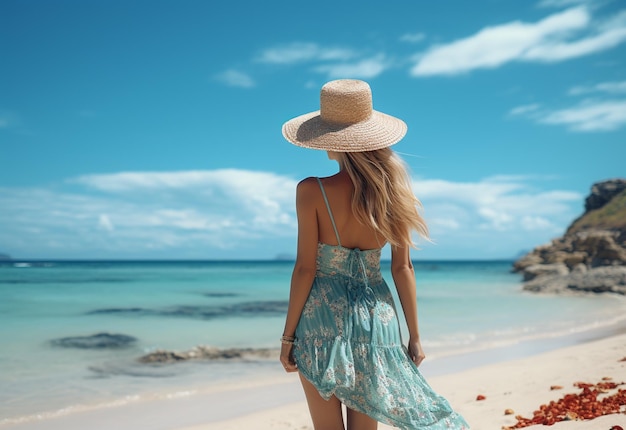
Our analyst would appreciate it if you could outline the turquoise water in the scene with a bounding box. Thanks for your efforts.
[1,260,625,424]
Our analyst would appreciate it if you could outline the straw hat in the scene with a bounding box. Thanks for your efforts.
[282,79,407,152]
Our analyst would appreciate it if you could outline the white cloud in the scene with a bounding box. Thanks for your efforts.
[254,42,388,80]
[478,207,515,230]
[429,217,461,230]
[0,169,299,258]
[0,171,583,259]
[537,0,602,8]
[400,33,426,44]
[521,215,557,231]
[509,104,542,116]
[539,99,626,131]
[569,80,626,95]
[522,23,626,62]
[73,169,298,228]
[510,78,626,132]
[98,214,114,231]
[73,169,282,192]
[411,7,626,76]
[314,54,390,79]
[215,69,255,88]
[74,170,219,191]
[256,42,356,64]
[414,176,581,238]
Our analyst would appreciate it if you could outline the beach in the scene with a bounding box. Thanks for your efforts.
[1,330,624,429]
[187,332,626,430]
[2,260,626,429]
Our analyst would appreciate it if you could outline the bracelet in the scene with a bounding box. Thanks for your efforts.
[280,335,296,345]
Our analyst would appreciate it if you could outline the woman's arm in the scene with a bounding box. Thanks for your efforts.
[391,245,425,366]
[280,178,319,372]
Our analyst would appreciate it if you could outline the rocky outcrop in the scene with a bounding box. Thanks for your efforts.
[50,332,138,349]
[514,179,626,295]
[86,300,288,319]
[138,345,278,364]
[523,266,626,295]
[582,179,626,213]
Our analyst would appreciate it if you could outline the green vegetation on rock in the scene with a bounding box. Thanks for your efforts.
[567,189,626,235]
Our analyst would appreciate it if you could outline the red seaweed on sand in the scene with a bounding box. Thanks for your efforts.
[504,380,626,428]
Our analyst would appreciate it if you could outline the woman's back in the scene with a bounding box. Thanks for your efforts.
[315,172,386,251]
[281,79,468,430]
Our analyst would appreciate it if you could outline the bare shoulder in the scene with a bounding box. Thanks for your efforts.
[295,177,321,206]
[296,176,320,194]
[317,171,352,190]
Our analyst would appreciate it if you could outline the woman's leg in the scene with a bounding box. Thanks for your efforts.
[299,373,345,430]
[346,407,378,430]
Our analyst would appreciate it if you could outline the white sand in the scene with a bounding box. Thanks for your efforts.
[3,333,625,430]
[181,333,626,430]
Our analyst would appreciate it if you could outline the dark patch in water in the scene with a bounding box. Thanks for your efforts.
[85,300,288,320]
[50,332,138,349]
[2,277,134,284]
[414,264,439,271]
[138,345,278,364]
[203,292,240,298]
[163,305,222,318]
[86,307,146,315]
[233,301,286,313]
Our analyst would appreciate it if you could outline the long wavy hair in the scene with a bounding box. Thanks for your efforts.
[336,148,429,248]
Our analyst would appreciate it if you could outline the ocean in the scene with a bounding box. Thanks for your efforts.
[1,259,625,425]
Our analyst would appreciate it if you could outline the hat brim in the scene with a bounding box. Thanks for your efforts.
[282,110,407,152]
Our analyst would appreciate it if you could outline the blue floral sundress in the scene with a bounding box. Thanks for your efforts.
[293,178,469,430]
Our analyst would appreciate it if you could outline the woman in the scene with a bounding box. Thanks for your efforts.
[280,79,469,430]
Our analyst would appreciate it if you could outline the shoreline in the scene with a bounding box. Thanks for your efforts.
[3,324,626,430]
[420,317,626,377]
[3,294,623,428]
[191,331,626,430]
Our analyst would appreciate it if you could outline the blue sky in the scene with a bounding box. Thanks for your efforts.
[1,0,625,260]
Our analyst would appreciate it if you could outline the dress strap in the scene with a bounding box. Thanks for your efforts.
[316,177,342,247]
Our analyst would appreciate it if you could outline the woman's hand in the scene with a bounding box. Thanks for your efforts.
[280,343,298,372]
[407,338,426,367]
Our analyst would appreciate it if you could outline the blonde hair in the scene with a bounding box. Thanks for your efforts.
[337,148,429,248]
